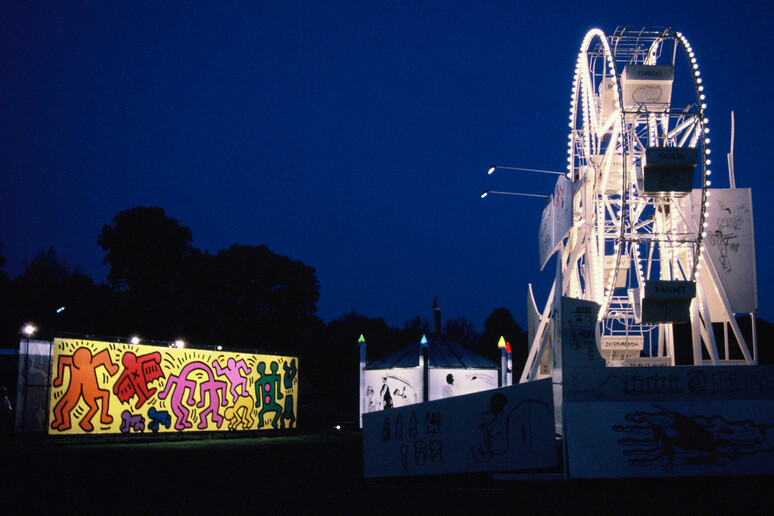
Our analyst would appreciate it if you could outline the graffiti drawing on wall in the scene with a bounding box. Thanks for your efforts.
[614,405,774,472]
[362,381,557,478]
[48,339,298,435]
[380,409,444,473]
[706,200,748,274]
[470,393,551,463]
[363,374,419,413]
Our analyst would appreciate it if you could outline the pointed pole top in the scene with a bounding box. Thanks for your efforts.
[358,334,366,344]
[497,336,507,348]
[433,296,440,310]
[420,334,428,347]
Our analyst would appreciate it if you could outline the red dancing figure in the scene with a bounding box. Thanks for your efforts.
[51,347,119,432]
[114,351,165,409]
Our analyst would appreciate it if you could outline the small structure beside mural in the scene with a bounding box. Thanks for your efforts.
[359,299,500,426]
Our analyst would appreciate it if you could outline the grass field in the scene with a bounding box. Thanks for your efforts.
[2,430,773,515]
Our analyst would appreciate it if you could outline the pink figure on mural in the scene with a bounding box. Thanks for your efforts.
[158,366,197,430]
[158,362,228,430]
[51,347,119,432]
[196,366,229,429]
[114,351,165,409]
[212,357,252,403]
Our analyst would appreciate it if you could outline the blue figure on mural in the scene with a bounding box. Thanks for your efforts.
[147,407,172,433]
[255,361,283,428]
[281,359,297,428]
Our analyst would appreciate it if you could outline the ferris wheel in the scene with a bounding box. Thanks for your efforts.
[521,27,756,379]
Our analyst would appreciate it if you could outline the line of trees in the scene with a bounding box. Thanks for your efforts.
[0,206,527,422]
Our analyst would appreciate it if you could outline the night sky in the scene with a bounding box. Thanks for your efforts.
[2,1,773,332]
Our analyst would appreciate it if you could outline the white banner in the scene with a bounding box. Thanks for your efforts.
[538,194,554,270]
[697,188,757,314]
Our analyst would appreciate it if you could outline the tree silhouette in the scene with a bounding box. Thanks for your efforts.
[311,311,403,422]
[402,315,429,341]
[2,248,109,339]
[184,244,321,351]
[98,206,193,295]
[443,316,480,351]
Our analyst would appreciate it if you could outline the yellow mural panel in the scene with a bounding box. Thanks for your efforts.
[48,338,298,435]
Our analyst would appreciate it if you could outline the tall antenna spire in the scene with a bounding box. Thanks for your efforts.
[728,110,736,188]
[433,296,441,334]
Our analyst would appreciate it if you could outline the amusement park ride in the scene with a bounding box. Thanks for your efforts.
[522,26,758,381]
[363,27,773,481]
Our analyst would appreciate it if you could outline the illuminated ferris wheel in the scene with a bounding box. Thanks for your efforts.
[522,27,757,378]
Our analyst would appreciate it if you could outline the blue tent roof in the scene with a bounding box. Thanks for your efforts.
[364,333,499,370]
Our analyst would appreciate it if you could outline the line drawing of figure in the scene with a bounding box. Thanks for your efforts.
[442,374,457,398]
[706,200,747,274]
[254,361,284,428]
[224,393,256,430]
[429,440,443,463]
[212,357,252,403]
[470,394,549,463]
[364,386,377,413]
[113,351,165,409]
[393,386,407,399]
[615,405,774,472]
[51,347,119,432]
[425,411,441,434]
[158,361,228,430]
[414,439,427,466]
[380,377,393,409]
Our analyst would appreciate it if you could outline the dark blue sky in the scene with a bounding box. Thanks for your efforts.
[2,1,773,332]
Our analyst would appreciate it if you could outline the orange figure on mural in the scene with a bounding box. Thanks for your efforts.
[51,347,119,432]
[113,351,165,409]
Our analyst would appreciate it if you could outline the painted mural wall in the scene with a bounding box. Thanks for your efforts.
[47,338,298,435]
[362,380,556,478]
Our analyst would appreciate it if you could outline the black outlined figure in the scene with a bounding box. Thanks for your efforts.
[471,394,550,462]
